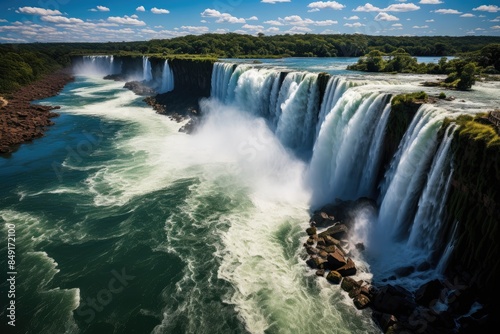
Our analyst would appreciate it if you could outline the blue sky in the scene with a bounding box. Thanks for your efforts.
[0,0,499,43]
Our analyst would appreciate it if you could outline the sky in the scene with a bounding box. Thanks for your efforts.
[0,0,499,43]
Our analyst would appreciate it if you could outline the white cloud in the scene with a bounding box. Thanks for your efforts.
[375,12,399,21]
[18,6,62,16]
[201,9,246,23]
[413,25,429,28]
[492,25,500,29]
[392,23,403,27]
[419,0,442,4]
[267,27,280,33]
[344,22,366,27]
[0,19,7,22]
[97,6,110,12]
[181,26,210,34]
[434,9,462,14]
[247,16,259,21]
[264,20,284,26]
[41,15,84,24]
[476,27,485,30]
[242,24,265,31]
[344,16,360,20]
[151,7,169,14]
[473,5,500,13]
[307,1,346,11]
[308,8,320,12]
[460,13,476,17]
[286,26,313,33]
[491,17,500,22]
[353,2,420,12]
[425,19,434,22]
[107,16,146,26]
[278,15,337,26]
[384,3,420,12]
[261,0,291,3]
[130,14,138,19]
[136,6,145,12]
[353,3,382,12]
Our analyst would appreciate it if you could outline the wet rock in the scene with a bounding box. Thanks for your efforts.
[341,277,362,293]
[353,294,371,309]
[318,224,348,240]
[415,279,444,307]
[336,258,357,277]
[306,226,317,236]
[326,271,342,284]
[315,269,325,277]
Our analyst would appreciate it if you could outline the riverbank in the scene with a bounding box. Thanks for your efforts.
[0,69,74,155]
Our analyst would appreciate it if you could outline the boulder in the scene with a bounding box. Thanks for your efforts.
[354,294,371,309]
[341,277,361,293]
[336,258,357,277]
[372,285,417,316]
[305,246,319,255]
[306,226,317,236]
[326,248,347,270]
[306,257,327,269]
[326,271,342,284]
[318,224,348,240]
[315,269,325,277]
[372,312,398,333]
[415,279,444,307]
[324,235,340,246]
[310,211,335,227]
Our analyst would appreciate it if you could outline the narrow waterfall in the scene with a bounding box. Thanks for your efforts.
[142,56,153,82]
[160,59,174,93]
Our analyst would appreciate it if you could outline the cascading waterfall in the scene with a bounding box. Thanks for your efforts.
[143,56,153,82]
[307,89,391,205]
[160,59,174,93]
[377,105,452,241]
[77,55,121,75]
[209,61,462,289]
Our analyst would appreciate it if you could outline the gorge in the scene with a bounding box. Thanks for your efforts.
[1,54,498,334]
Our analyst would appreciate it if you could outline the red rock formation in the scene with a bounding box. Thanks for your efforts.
[0,69,74,154]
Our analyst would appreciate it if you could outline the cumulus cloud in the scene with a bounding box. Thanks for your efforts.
[136,6,145,12]
[41,16,84,24]
[107,15,146,26]
[344,22,365,27]
[460,13,476,18]
[473,5,500,13]
[434,9,462,14]
[242,24,265,31]
[307,1,346,11]
[353,3,382,12]
[375,13,399,21]
[413,25,429,28]
[97,6,110,12]
[181,25,210,34]
[247,16,259,21]
[151,7,170,14]
[18,7,62,16]
[201,9,245,23]
[261,0,291,3]
[353,2,420,12]
[344,16,360,20]
[419,0,442,4]
[278,15,337,26]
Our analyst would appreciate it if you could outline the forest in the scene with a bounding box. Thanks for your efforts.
[1,33,499,94]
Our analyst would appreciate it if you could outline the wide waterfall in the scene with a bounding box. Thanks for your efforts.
[75,55,121,76]
[209,61,460,290]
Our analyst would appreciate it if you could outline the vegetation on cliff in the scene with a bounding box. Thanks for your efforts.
[0,45,71,95]
[347,44,500,90]
[442,113,500,303]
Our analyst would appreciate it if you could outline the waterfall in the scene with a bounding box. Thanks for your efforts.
[160,59,174,93]
[209,62,462,285]
[78,55,120,75]
[377,105,451,241]
[307,89,391,206]
[407,124,456,250]
[143,56,153,82]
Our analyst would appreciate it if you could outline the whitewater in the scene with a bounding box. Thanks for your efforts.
[1,57,498,334]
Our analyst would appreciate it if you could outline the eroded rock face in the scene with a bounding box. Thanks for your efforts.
[0,70,74,154]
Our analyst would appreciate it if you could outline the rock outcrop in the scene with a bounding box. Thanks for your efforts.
[0,69,74,154]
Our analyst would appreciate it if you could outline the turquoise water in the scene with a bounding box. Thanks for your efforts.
[1,76,380,334]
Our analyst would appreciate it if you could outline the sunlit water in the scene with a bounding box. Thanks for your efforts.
[0,74,380,334]
[1,56,498,334]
